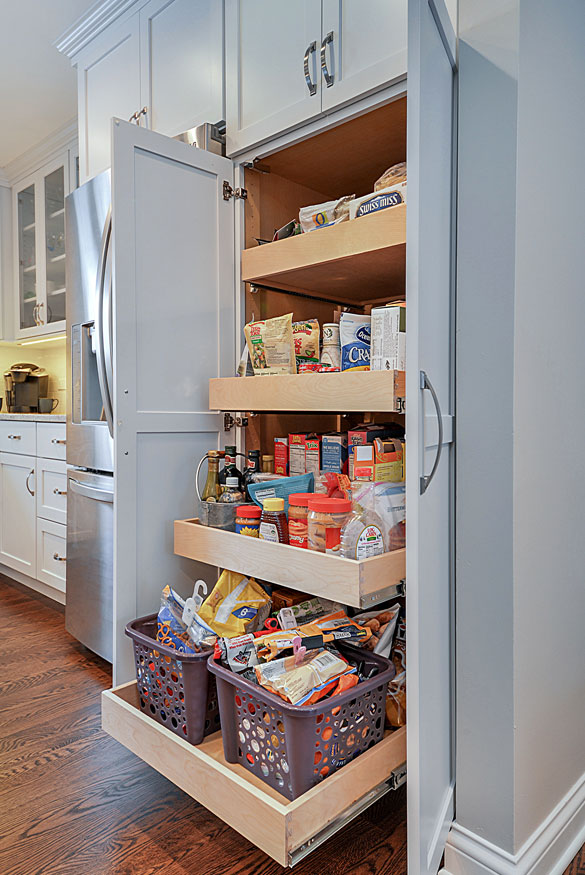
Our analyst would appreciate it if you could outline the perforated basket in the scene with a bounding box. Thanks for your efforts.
[126,614,220,745]
[208,642,395,800]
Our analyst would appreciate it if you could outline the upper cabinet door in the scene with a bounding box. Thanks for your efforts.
[77,17,141,182]
[321,0,407,112]
[405,1,456,874]
[225,0,322,156]
[140,0,224,138]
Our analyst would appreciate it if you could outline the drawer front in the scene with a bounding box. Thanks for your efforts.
[37,422,66,460]
[0,421,36,456]
[36,458,67,525]
[36,518,66,592]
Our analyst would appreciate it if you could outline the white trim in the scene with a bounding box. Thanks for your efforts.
[442,768,585,875]
[54,0,144,59]
[4,121,77,185]
[0,563,65,605]
[0,170,9,188]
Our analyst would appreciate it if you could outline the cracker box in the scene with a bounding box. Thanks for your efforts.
[288,433,308,476]
[322,432,348,474]
[305,436,321,476]
[371,304,406,371]
[274,437,289,476]
[351,438,404,483]
[348,424,387,478]
[349,181,407,220]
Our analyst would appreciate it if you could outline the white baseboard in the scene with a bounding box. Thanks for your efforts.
[441,768,585,875]
[0,563,65,606]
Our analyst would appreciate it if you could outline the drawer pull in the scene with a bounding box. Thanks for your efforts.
[53,488,67,496]
[7,434,21,440]
[51,438,66,445]
[53,553,66,562]
[26,469,35,497]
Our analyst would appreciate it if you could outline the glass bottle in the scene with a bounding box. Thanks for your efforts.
[218,476,244,503]
[201,450,221,502]
[243,449,261,500]
[218,444,243,492]
[262,454,274,474]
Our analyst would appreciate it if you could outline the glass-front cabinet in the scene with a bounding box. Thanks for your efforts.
[14,153,70,339]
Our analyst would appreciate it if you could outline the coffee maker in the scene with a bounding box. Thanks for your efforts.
[4,363,49,413]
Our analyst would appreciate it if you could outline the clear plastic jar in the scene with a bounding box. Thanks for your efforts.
[307,496,352,554]
[288,492,313,548]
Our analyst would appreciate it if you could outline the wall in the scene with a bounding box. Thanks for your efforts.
[0,340,66,410]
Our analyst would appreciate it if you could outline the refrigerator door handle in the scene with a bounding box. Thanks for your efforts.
[102,214,114,417]
[95,208,114,438]
[69,478,114,503]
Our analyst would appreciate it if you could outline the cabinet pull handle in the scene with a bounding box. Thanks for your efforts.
[26,469,35,497]
[320,31,335,87]
[7,434,21,440]
[304,41,317,95]
[32,303,39,326]
[37,301,45,325]
[419,370,444,495]
[53,488,67,496]
[51,438,66,445]
[129,107,148,125]
[53,553,66,562]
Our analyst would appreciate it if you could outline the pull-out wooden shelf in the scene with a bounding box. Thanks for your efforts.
[241,206,406,305]
[209,369,405,414]
[102,681,406,867]
[174,519,405,608]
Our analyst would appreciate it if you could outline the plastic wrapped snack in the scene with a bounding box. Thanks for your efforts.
[244,313,296,375]
[374,481,406,551]
[386,670,406,727]
[341,481,387,560]
[353,604,401,657]
[255,649,357,706]
[374,161,407,191]
[293,319,320,367]
[299,195,354,233]
[197,570,271,637]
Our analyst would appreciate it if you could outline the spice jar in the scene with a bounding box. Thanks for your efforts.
[262,454,274,473]
[307,496,352,554]
[288,493,313,548]
[235,504,262,537]
[259,497,289,544]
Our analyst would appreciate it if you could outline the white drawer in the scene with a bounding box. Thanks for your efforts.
[36,458,67,525]
[37,422,66,460]
[0,421,36,456]
[36,518,66,592]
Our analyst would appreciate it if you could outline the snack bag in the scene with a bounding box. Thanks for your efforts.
[157,585,196,653]
[353,604,401,657]
[244,313,296,375]
[299,195,354,232]
[340,312,371,371]
[255,649,357,705]
[198,570,271,638]
[386,670,406,727]
[293,319,320,367]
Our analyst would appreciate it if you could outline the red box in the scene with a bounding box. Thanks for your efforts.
[274,437,289,476]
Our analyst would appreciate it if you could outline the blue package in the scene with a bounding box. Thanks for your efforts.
[247,473,314,512]
[322,433,348,473]
[340,312,371,371]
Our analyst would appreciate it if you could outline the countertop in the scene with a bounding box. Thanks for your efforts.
[0,413,66,422]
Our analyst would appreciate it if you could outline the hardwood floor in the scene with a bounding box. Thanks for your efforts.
[0,576,407,875]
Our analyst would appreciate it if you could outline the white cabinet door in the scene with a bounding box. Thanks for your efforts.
[321,0,407,111]
[36,457,67,526]
[225,0,322,156]
[78,17,141,182]
[111,120,236,684]
[36,518,67,592]
[405,1,456,873]
[140,0,224,138]
[0,452,36,577]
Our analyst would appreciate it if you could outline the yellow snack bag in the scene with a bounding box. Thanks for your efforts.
[198,569,271,638]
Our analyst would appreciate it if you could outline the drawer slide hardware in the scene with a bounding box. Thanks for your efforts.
[223,412,248,431]
[223,181,247,201]
[361,578,406,607]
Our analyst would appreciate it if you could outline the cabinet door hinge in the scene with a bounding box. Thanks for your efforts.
[224,413,248,431]
[223,181,248,201]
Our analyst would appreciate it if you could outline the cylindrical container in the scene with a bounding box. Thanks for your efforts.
[201,450,221,502]
[259,496,288,544]
[321,323,341,369]
[243,449,261,499]
[235,504,262,537]
[288,492,313,548]
[218,476,244,503]
[262,454,274,473]
[218,445,243,492]
[307,496,352,554]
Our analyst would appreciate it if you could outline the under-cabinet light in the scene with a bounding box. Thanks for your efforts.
[19,334,66,346]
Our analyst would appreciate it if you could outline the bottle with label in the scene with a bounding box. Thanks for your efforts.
[259,497,289,544]
[218,476,244,503]
[262,454,274,474]
[218,445,243,492]
[201,450,221,502]
[243,449,261,500]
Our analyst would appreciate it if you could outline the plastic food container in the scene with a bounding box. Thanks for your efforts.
[125,614,220,745]
[307,496,352,554]
[259,496,289,544]
[208,642,395,800]
[235,504,262,536]
[288,492,313,548]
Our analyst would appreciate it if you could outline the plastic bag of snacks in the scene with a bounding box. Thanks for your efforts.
[293,319,320,367]
[340,481,388,560]
[255,649,358,705]
[197,570,271,637]
[374,481,406,551]
[374,161,407,191]
[244,313,296,375]
[299,195,354,233]
[353,604,401,657]
[157,585,216,653]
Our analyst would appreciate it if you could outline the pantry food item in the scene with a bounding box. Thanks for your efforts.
[349,165,407,219]
[307,495,352,554]
[354,604,401,657]
[157,585,216,653]
[255,615,372,662]
[247,472,314,511]
[288,492,312,547]
[340,312,371,371]
[215,633,259,672]
[293,319,320,367]
[374,481,406,550]
[314,470,351,500]
[218,444,243,492]
[351,437,404,483]
[299,195,354,233]
[270,586,309,611]
[244,313,296,375]
[242,449,261,499]
[201,450,221,502]
[259,496,289,544]
[255,649,357,705]
[274,437,288,475]
[289,433,321,475]
[371,303,406,371]
[298,361,323,373]
[218,476,244,503]
[235,504,262,536]
[322,432,348,474]
[262,454,274,473]
[197,570,271,638]
[277,596,344,629]
[375,161,407,190]
[386,671,406,727]
[341,500,387,560]
[321,322,341,369]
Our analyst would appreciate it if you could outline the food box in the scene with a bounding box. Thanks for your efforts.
[371,304,406,372]
[322,432,348,474]
[288,433,308,476]
[349,181,407,220]
[351,438,404,483]
[274,437,289,475]
[305,436,322,476]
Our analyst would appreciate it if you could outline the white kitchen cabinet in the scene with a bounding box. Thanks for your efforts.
[36,421,66,461]
[0,420,36,456]
[36,518,67,592]
[36,457,67,526]
[139,0,224,138]
[0,451,36,577]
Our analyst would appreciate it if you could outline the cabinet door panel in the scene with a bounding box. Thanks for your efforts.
[36,458,67,526]
[0,452,36,577]
[225,0,321,156]
[140,0,224,137]
[321,0,407,112]
[36,518,66,592]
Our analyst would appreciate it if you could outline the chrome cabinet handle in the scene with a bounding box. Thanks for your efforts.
[26,469,35,497]
[32,303,39,325]
[53,488,67,496]
[51,438,66,445]
[53,553,66,562]
[129,107,148,125]
[304,41,317,95]
[420,370,444,495]
[7,434,21,440]
[320,31,334,87]
[37,302,45,325]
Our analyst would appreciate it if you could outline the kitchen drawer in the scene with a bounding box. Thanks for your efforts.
[37,422,66,461]
[36,518,66,593]
[36,458,67,525]
[0,421,36,456]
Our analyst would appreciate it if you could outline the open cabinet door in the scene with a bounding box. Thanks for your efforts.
[111,120,236,685]
[406,1,456,873]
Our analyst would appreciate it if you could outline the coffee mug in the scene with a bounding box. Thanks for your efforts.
[39,398,58,413]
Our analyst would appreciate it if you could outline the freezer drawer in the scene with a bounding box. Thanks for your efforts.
[65,469,113,662]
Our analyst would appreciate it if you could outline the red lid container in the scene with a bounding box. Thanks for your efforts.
[307,496,352,513]
[288,492,314,507]
[236,504,262,518]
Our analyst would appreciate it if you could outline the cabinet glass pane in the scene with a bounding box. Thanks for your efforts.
[17,184,37,330]
[45,166,65,325]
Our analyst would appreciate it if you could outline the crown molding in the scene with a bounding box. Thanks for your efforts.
[54,0,143,59]
[3,120,78,185]
[0,170,9,188]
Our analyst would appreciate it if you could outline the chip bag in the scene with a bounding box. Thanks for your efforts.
[197,570,271,638]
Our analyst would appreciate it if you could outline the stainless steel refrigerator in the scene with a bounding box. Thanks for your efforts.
[65,170,114,662]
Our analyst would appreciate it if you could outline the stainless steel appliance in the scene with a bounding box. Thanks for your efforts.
[65,170,114,662]
[4,363,49,412]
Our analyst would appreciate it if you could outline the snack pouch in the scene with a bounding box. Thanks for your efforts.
[293,319,320,367]
[157,585,196,653]
[299,195,354,232]
[198,570,271,638]
[255,649,357,705]
[244,313,296,375]
[340,312,371,371]
[353,604,401,657]
[374,481,406,551]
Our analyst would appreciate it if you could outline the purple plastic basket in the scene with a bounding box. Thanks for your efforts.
[208,642,395,800]
[125,613,219,745]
